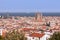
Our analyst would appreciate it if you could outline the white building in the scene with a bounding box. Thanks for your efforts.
[26,32,51,40]
[0,28,3,35]
[50,20,56,27]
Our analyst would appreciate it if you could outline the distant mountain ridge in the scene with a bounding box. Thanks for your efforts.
[0,12,60,16]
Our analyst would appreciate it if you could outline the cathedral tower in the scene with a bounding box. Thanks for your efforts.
[35,12,43,22]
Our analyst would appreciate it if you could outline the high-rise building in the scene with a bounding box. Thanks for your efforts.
[0,16,2,19]
[0,28,3,35]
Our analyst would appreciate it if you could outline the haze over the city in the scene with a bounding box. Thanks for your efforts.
[0,0,60,12]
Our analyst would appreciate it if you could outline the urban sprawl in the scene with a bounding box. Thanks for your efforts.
[0,13,60,40]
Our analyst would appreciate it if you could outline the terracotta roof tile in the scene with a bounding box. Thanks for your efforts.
[29,33,44,38]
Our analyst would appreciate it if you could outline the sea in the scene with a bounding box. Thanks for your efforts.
[0,12,60,16]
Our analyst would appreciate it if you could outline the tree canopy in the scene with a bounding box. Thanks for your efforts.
[49,32,60,40]
[0,30,27,40]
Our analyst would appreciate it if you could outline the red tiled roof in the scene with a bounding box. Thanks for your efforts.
[22,28,30,31]
[22,28,37,31]
[29,33,44,38]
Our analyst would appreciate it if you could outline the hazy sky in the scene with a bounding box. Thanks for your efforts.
[0,0,60,12]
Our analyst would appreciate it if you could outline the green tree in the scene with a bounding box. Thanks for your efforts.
[3,30,27,40]
[49,32,60,40]
[0,35,3,40]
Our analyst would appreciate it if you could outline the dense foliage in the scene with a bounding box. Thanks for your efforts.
[49,32,60,40]
[0,35,3,40]
[0,30,27,40]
